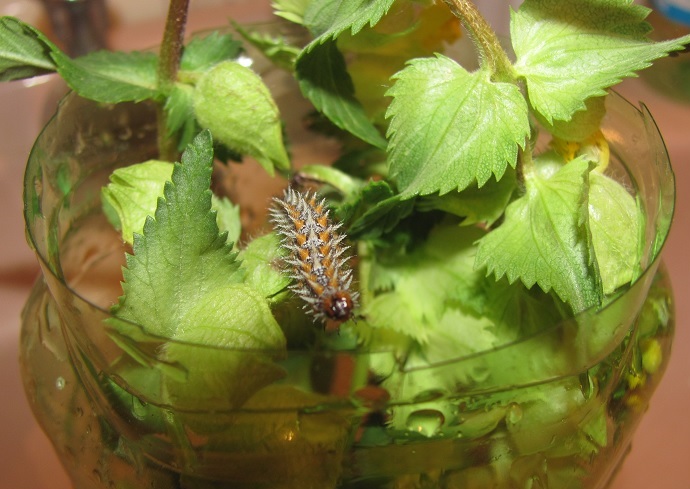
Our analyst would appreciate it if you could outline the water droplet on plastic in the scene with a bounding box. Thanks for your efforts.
[405,409,445,437]
[506,403,523,426]
[55,376,65,390]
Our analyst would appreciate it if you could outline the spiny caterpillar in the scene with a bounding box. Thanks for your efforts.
[270,187,358,325]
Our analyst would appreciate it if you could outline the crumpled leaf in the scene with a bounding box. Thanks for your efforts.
[101,159,241,245]
[364,223,489,342]
[238,232,292,300]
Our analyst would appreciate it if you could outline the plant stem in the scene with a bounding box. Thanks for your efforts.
[156,0,190,161]
[442,0,515,81]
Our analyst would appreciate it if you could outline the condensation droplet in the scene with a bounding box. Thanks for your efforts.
[405,409,445,437]
[55,376,65,390]
[506,403,523,426]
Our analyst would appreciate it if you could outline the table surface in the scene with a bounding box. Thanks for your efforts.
[0,3,688,488]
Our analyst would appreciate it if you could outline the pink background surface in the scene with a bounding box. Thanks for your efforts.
[0,2,688,488]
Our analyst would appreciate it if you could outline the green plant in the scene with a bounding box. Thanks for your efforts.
[3,0,686,485]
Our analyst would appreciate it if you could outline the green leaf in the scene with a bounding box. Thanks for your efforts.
[234,22,300,72]
[0,16,57,80]
[213,196,242,246]
[101,159,242,245]
[512,0,690,122]
[180,32,242,73]
[297,164,361,196]
[588,171,641,294]
[416,168,518,227]
[239,233,292,300]
[164,83,200,151]
[481,277,569,342]
[162,284,286,409]
[108,131,286,407]
[302,0,395,43]
[332,179,416,240]
[272,0,312,24]
[296,39,387,149]
[101,160,174,244]
[192,61,290,175]
[110,131,244,335]
[53,49,159,103]
[386,55,530,198]
[538,96,607,143]
[365,223,489,340]
[476,156,602,312]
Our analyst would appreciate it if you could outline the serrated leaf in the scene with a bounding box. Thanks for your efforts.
[386,55,529,198]
[512,0,690,122]
[0,16,57,80]
[296,39,387,149]
[107,134,286,408]
[476,156,602,312]
[180,32,242,73]
[192,60,289,175]
[101,159,242,245]
[486,278,569,342]
[365,223,488,340]
[53,49,159,103]
[110,131,244,336]
[302,0,395,44]
[294,0,394,147]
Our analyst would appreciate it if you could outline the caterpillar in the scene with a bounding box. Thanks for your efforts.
[269,187,358,325]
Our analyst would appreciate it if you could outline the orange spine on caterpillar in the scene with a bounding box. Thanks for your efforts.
[269,187,358,325]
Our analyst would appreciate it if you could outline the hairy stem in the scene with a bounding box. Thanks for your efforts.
[442,0,515,81]
[156,0,190,161]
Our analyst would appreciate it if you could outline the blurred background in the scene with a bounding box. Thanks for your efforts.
[0,1,687,488]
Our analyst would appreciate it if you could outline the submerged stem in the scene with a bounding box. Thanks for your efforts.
[156,0,190,161]
[442,0,515,81]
